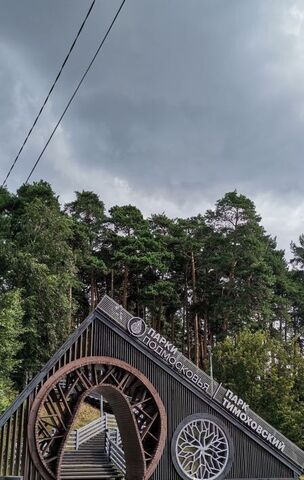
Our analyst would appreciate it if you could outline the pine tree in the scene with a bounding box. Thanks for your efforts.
[290,235,304,345]
[6,182,76,383]
[107,206,173,319]
[203,191,275,338]
[65,191,106,316]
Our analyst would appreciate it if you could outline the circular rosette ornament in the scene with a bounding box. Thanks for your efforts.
[172,414,233,480]
[128,316,146,337]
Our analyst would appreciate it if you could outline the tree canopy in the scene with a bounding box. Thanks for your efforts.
[1,181,304,448]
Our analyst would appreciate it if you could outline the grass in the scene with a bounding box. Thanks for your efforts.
[71,402,100,430]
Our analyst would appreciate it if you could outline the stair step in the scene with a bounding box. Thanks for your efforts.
[60,474,124,480]
[60,427,124,480]
[62,470,119,474]
[61,473,123,479]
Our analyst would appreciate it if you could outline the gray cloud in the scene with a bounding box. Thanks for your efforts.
[1,0,304,255]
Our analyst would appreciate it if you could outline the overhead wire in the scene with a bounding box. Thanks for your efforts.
[1,0,96,188]
[25,0,127,185]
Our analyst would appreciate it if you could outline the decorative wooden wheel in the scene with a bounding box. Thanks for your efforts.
[28,357,167,480]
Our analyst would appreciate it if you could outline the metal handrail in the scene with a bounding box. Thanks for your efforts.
[66,413,126,474]
[105,430,126,474]
[76,417,104,449]
[77,416,103,433]
[67,413,119,450]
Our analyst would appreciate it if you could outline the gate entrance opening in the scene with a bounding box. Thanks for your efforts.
[60,393,124,479]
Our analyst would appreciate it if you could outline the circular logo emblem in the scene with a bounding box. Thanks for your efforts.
[171,414,232,480]
[128,317,147,337]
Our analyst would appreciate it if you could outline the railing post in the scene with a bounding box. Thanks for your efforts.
[105,429,111,460]
[76,429,79,450]
[100,394,104,418]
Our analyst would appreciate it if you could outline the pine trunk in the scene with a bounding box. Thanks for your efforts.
[171,314,176,343]
[110,269,114,298]
[122,265,129,309]
[191,251,199,366]
[185,270,191,358]
[187,308,191,359]
[203,315,208,366]
[68,286,73,330]
[90,271,95,311]
[156,307,162,332]
[182,306,186,354]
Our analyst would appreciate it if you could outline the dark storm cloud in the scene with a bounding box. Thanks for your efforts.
[1,0,304,253]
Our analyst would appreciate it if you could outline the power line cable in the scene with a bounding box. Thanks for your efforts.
[1,0,96,188]
[25,0,126,185]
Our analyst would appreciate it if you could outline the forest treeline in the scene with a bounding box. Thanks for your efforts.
[1,181,304,447]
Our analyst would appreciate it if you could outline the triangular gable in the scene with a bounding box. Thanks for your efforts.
[0,295,303,479]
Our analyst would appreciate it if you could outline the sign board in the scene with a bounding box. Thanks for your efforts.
[98,296,295,459]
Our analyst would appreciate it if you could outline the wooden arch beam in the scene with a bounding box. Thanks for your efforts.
[101,385,146,480]
[27,357,167,480]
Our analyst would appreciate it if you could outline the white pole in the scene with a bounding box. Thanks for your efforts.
[207,345,214,396]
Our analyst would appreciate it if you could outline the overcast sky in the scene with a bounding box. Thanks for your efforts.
[1,0,304,256]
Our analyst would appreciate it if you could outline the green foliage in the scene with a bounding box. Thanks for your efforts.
[107,205,173,312]
[214,330,304,448]
[1,183,304,448]
[203,191,275,336]
[65,191,106,316]
[0,182,76,384]
[0,289,23,413]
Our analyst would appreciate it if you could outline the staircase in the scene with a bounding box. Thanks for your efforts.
[60,432,124,479]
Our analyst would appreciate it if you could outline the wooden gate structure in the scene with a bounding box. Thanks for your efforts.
[0,295,304,480]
